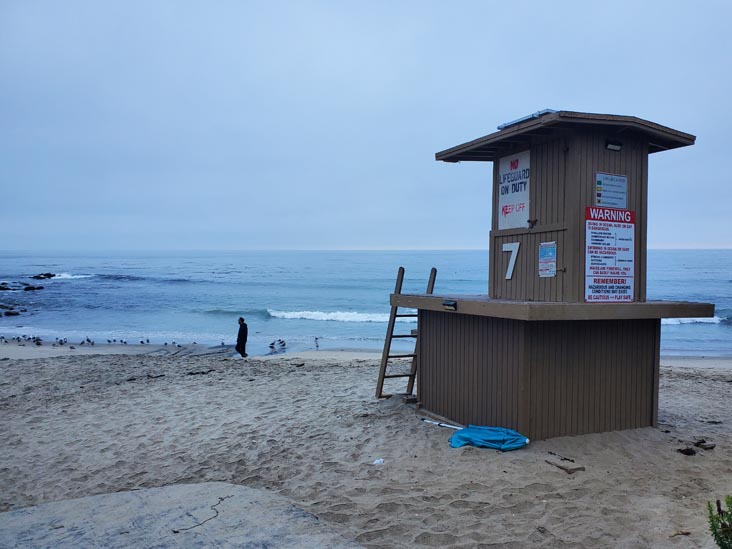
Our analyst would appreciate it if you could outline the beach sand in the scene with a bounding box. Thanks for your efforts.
[1,345,730,547]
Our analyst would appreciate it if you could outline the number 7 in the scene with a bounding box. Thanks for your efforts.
[502,242,520,279]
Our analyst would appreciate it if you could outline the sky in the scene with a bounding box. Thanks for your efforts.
[1,0,731,251]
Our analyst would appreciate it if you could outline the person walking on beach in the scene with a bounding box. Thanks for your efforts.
[236,317,248,357]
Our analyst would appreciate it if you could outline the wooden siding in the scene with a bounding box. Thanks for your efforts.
[417,310,660,440]
[418,311,524,432]
[490,139,569,300]
[524,318,659,440]
[489,131,649,303]
[566,129,649,303]
[491,230,566,301]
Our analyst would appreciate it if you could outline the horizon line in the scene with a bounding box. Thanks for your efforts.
[1,247,732,254]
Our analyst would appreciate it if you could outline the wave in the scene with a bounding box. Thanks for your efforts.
[54,273,94,280]
[97,274,148,282]
[204,308,272,319]
[662,316,726,325]
[95,274,199,284]
[267,309,416,323]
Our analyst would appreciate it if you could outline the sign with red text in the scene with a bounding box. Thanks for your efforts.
[498,150,530,230]
[585,207,635,302]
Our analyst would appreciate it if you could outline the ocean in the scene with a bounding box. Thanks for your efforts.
[1,250,730,357]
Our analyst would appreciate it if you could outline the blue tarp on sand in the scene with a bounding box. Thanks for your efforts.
[449,425,529,451]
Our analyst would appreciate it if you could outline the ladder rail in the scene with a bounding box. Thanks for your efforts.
[376,266,436,399]
[406,267,436,394]
[375,267,405,398]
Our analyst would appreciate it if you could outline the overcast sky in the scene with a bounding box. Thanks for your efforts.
[1,1,730,251]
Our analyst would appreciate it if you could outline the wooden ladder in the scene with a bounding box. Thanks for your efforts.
[375,266,437,398]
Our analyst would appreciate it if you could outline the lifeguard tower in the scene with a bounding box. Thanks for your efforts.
[390,110,714,440]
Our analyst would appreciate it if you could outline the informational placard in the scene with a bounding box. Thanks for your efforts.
[498,150,530,230]
[538,241,556,278]
[585,207,635,302]
[595,172,627,208]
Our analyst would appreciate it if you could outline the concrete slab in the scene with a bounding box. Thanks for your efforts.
[0,482,361,548]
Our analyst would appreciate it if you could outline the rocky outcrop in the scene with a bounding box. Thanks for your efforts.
[31,273,56,280]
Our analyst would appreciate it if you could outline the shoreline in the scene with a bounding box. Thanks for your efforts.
[0,342,384,362]
[0,341,730,367]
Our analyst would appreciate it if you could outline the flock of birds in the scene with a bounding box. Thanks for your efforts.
[2,335,322,352]
[268,339,287,353]
[1,335,187,349]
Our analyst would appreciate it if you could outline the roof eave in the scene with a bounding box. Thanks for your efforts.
[435,111,695,163]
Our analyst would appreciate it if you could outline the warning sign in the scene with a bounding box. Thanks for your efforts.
[498,150,530,230]
[585,207,635,302]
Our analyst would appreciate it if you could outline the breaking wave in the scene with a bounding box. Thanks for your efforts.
[267,309,416,323]
[662,316,725,325]
[53,273,94,279]
[204,308,271,319]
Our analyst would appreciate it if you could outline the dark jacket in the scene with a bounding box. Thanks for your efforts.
[237,323,248,345]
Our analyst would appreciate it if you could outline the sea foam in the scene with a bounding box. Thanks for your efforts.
[662,316,723,325]
[54,273,94,279]
[267,309,416,323]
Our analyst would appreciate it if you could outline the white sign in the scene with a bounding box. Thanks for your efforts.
[539,241,556,278]
[585,207,635,302]
[498,150,530,230]
[595,172,627,209]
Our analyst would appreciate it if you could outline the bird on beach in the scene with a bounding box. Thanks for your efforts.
[107,339,112,344]
[146,338,149,344]
[269,341,276,350]
[140,340,145,345]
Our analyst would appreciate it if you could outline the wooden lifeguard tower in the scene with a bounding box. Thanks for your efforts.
[394,110,714,440]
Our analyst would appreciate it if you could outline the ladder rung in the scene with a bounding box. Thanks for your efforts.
[391,334,416,338]
[384,374,414,379]
[388,353,416,359]
[395,313,418,318]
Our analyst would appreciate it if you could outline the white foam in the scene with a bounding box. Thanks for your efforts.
[54,273,94,279]
[662,316,723,325]
[267,309,416,323]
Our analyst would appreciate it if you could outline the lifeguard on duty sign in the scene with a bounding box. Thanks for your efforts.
[585,207,635,302]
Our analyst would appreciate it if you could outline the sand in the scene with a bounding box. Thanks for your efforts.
[1,345,731,548]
